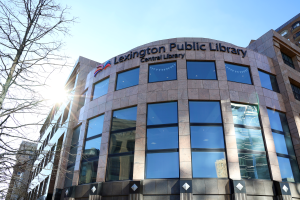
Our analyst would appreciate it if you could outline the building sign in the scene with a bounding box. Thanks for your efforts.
[94,60,111,77]
[114,42,247,64]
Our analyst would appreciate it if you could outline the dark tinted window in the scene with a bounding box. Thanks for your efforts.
[258,71,280,93]
[272,133,294,156]
[79,160,98,184]
[116,68,139,90]
[107,107,137,181]
[281,52,294,69]
[109,130,135,154]
[147,102,178,125]
[187,61,217,80]
[87,115,104,138]
[291,84,300,101]
[111,107,137,131]
[146,152,179,178]
[238,153,270,180]
[106,155,134,181]
[189,101,222,123]
[149,62,177,83]
[78,91,87,110]
[192,152,227,178]
[93,78,109,100]
[71,126,81,148]
[225,63,252,84]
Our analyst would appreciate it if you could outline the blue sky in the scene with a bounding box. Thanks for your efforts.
[45,0,300,105]
[61,0,300,64]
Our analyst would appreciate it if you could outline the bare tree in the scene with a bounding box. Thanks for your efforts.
[0,0,75,199]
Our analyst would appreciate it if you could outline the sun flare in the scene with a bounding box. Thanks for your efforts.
[47,86,69,105]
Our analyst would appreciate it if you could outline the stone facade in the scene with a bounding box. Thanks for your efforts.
[28,35,300,200]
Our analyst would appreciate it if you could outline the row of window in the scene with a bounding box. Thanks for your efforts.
[85,61,281,104]
[64,101,300,187]
[27,177,49,200]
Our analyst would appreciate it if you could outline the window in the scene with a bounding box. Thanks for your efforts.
[77,90,87,110]
[149,62,177,83]
[146,102,179,178]
[61,102,70,125]
[231,103,270,180]
[281,52,295,69]
[64,125,81,187]
[258,71,280,93]
[267,109,300,182]
[291,84,300,101]
[116,68,139,90]
[93,78,109,100]
[106,107,137,181]
[225,63,252,84]
[189,101,227,178]
[187,61,217,80]
[79,115,104,184]
[281,30,288,37]
[292,21,300,30]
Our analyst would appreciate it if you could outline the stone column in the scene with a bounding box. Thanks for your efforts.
[221,99,241,180]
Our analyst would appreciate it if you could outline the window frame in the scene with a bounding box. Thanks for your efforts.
[145,101,180,179]
[92,77,110,101]
[148,61,177,83]
[105,106,137,181]
[186,60,217,80]
[258,70,280,93]
[115,67,140,91]
[281,52,295,69]
[231,102,271,180]
[189,100,228,178]
[225,63,253,85]
[267,108,300,182]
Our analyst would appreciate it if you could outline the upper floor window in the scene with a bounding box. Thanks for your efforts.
[292,21,300,31]
[79,115,104,184]
[149,62,177,83]
[231,103,270,180]
[189,101,227,178]
[64,125,81,188]
[291,84,300,101]
[93,78,109,100]
[187,61,217,80]
[258,71,280,93]
[267,109,300,182]
[116,68,140,90]
[281,30,288,37]
[77,90,87,110]
[281,52,295,69]
[225,63,252,84]
[146,102,179,179]
[106,107,137,181]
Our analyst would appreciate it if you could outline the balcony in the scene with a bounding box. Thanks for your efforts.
[291,21,300,33]
[294,31,300,41]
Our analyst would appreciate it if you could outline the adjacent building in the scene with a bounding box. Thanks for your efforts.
[23,15,300,200]
[275,13,300,47]
[6,141,37,200]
